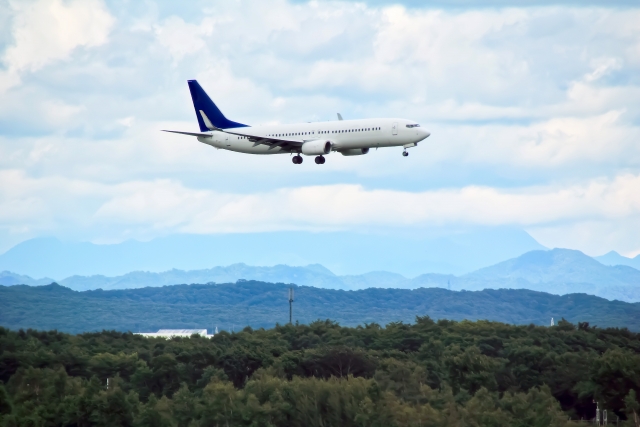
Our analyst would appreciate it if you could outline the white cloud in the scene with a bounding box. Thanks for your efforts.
[436,110,640,169]
[2,168,639,251]
[154,16,215,61]
[0,0,639,258]
[0,0,114,92]
[584,57,623,82]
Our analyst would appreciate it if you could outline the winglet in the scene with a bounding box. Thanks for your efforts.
[337,113,343,121]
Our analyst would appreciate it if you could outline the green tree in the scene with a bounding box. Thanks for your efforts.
[134,395,170,427]
[0,384,12,417]
[589,349,640,414]
[625,390,640,427]
[171,384,195,427]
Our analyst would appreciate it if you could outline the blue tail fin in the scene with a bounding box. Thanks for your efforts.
[187,80,249,131]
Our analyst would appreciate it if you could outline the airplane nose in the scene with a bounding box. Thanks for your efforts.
[418,128,430,141]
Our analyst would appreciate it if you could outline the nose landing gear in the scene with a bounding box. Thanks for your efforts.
[402,150,409,157]
[292,155,303,164]
[314,156,325,164]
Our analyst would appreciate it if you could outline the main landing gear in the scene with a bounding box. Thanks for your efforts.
[292,155,326,164]
[402,150,409,157]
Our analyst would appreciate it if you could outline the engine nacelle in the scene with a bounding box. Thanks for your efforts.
[339,148,370,156]
[301,140,332,156]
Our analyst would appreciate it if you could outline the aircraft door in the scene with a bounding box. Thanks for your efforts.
[392,122,398,135]
[225,135,230,147]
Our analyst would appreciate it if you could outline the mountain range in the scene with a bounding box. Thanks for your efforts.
[0,229,545,278]
[2,281,639,333]
[2,248,639,302]
[595,250,640,269]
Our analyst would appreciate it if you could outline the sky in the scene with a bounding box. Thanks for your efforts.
[0,0,639,258]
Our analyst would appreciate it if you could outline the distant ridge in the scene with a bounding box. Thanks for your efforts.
[0,229,546,278]
[0,263,441,291]
[1,281,639,333]
[454,248,640,302]
[2,248,640,302]
[0,271,54,287]
[595,250,640,270]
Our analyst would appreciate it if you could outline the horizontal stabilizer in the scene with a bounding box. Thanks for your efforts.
[162,130,212,138]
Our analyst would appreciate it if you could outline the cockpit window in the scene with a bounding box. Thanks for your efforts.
[406,124,420,128]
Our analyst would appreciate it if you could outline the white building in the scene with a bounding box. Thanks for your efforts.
[136,329,215,339]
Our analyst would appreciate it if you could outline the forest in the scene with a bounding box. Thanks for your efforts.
[2,281,640,333]
[1,317,640,426]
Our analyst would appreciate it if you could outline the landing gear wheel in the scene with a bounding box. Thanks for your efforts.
[402,151,409,157]
[315,156,325,164]
[292,155,303,164]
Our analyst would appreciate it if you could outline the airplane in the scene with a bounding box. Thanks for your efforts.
[163,80,430,165]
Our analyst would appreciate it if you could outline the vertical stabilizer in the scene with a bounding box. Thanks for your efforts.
[187,80,249,131]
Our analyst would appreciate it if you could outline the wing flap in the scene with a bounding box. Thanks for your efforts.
[222,130,303,148]
[162,129,304,150]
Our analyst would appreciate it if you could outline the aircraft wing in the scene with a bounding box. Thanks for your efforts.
[219,128,304,150]
[163,128,305,151]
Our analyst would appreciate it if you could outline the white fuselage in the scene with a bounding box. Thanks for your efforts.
[197,118,430,155]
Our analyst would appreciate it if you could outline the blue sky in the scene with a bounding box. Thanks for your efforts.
[0,0,639,257]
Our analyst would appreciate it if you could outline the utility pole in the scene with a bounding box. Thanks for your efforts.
[289,287,294,324]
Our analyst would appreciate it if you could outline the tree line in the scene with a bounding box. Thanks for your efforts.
[4,282,640,334]
[1,317,639,426]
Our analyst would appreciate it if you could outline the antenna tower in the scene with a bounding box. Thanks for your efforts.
[288,287,295,324]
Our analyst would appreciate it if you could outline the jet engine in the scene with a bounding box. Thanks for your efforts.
[301,140,332,156]
[339,148,370,156]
